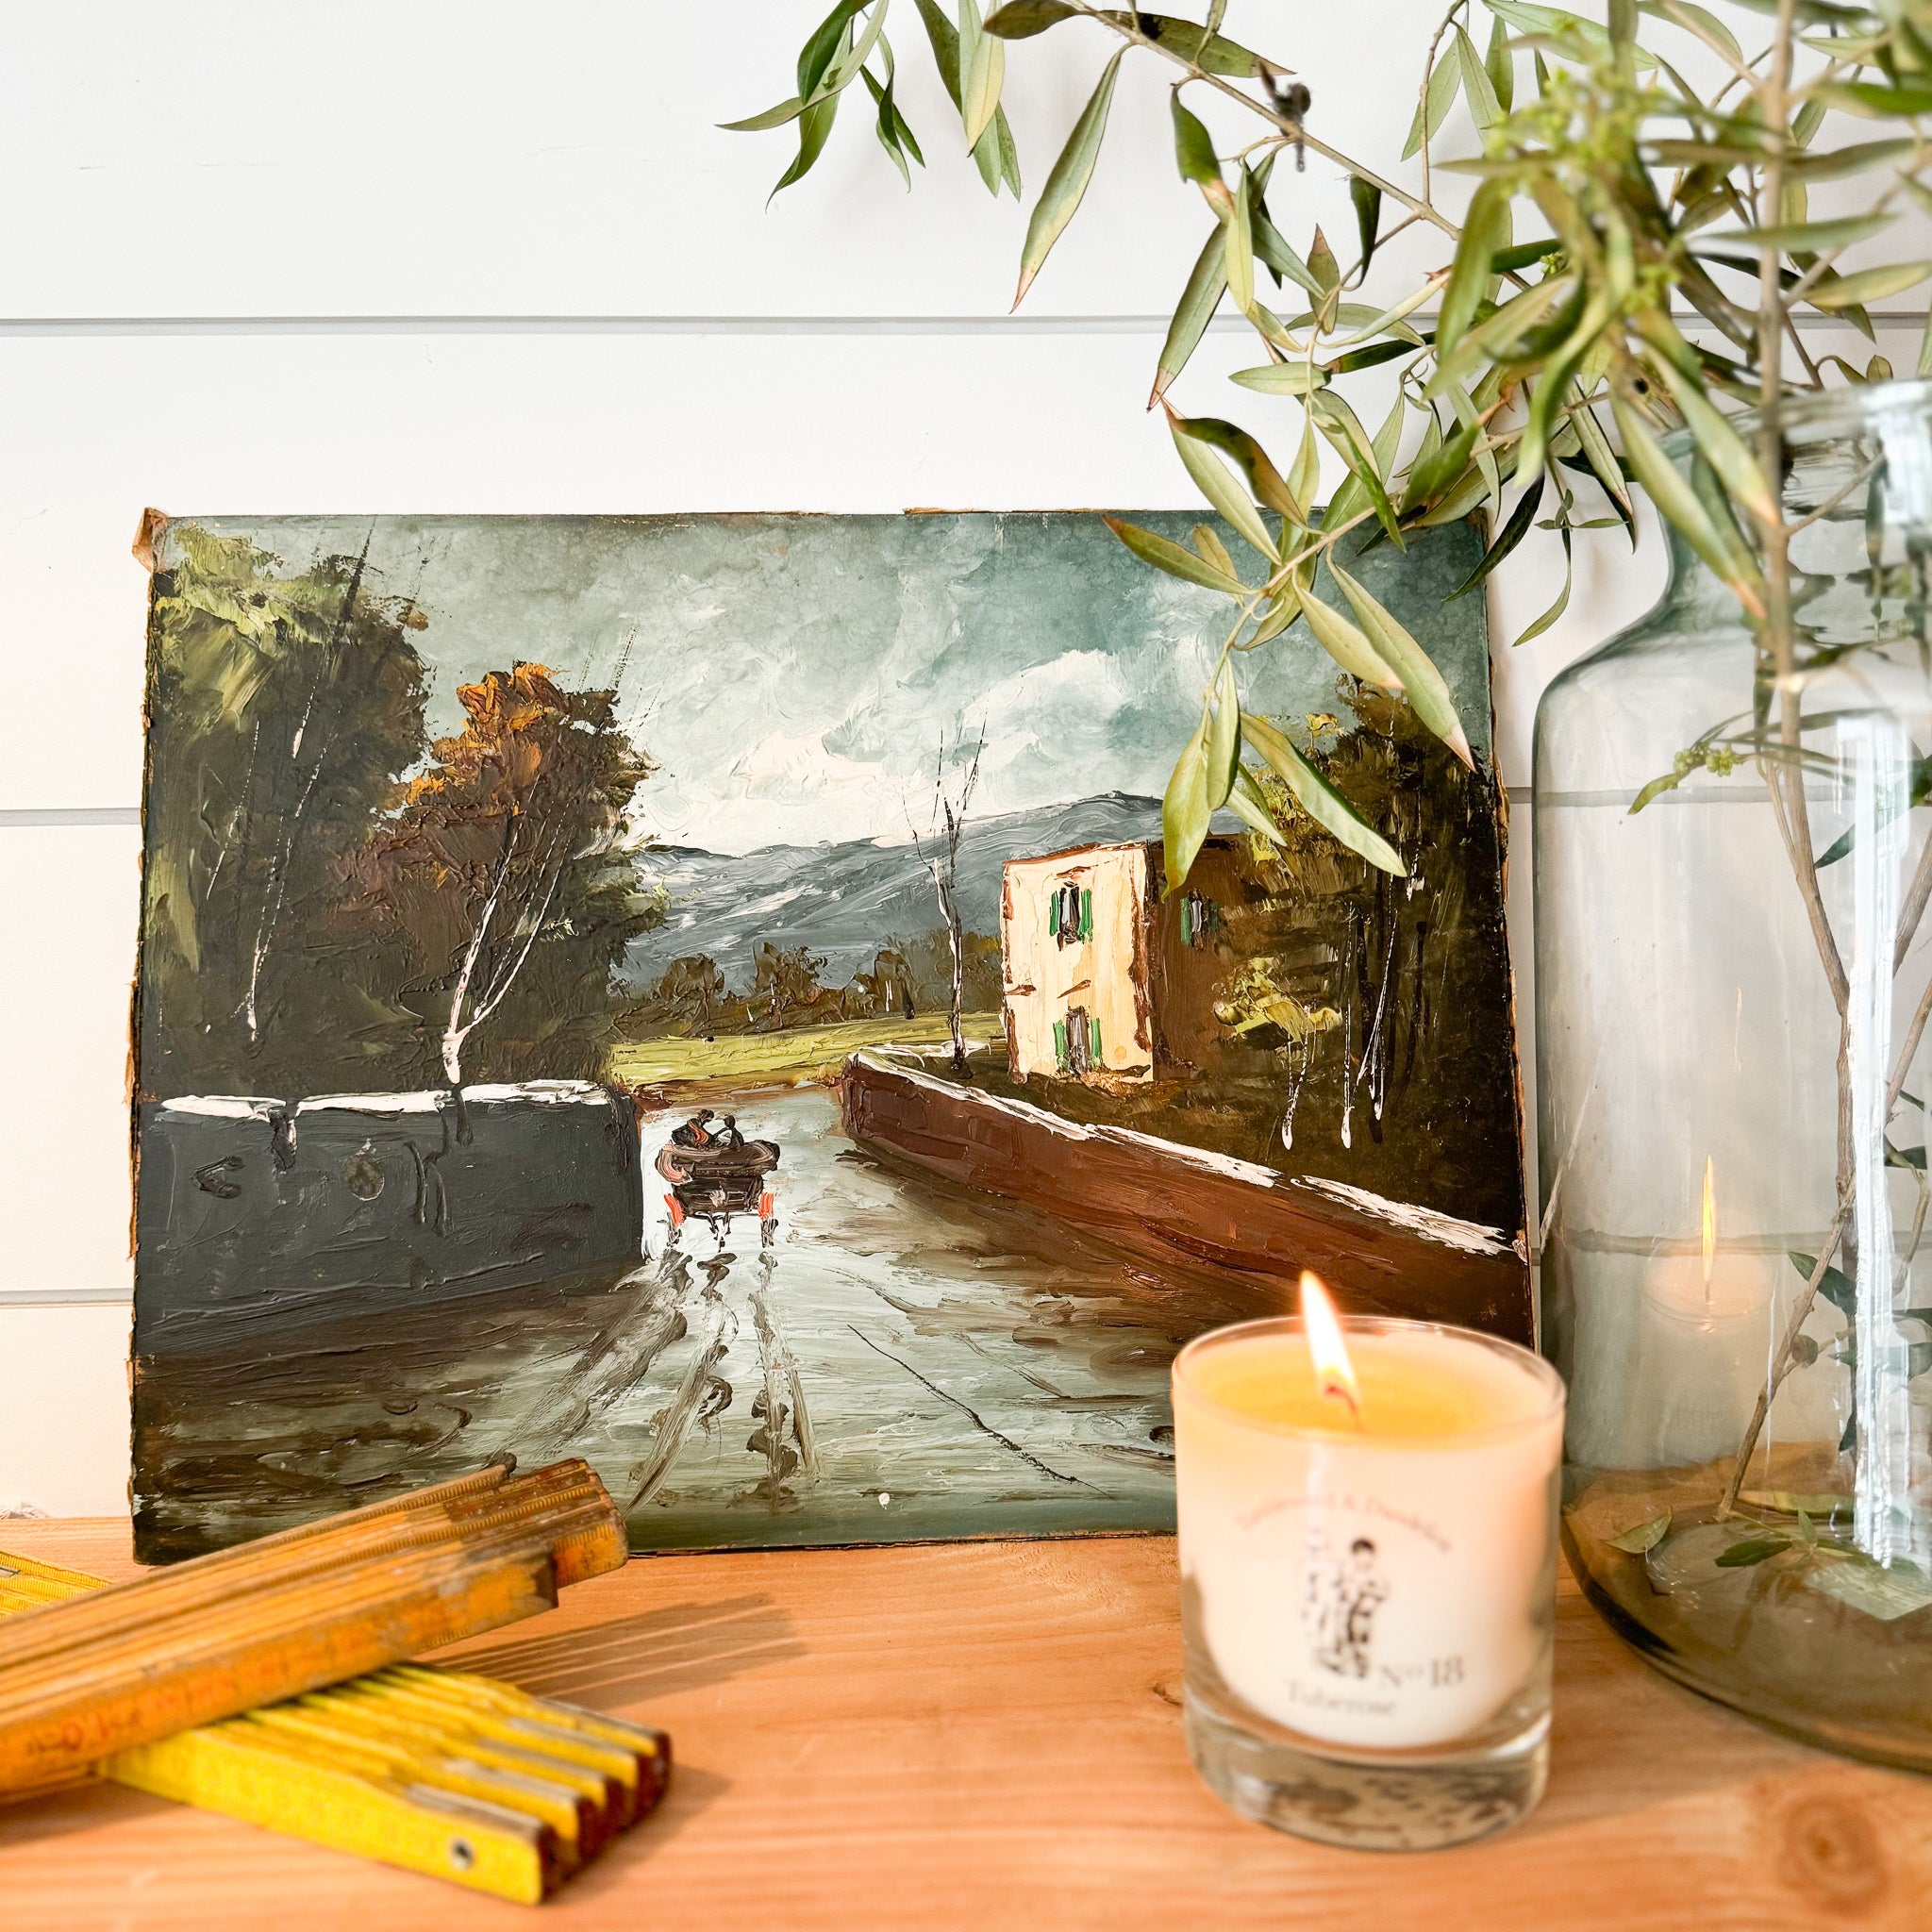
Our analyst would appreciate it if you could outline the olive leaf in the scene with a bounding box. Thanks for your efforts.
[1292,572,1405,689]
[1103,517,1246,594]
[982,0,1077,32]
[1400,420,1480,512]
[1807,262,1932,308]
[1350,177,1383,278]
[1788,1249,1857,1318]
[1288,414,1320,525]
[721,97,815,133]
[1691,214,1893,254]
[1225,765,1288,844]
[1785,137,1913,181]
[861,65,927,186]
[1806,1555,1932,1621]
[1224,166,1257,315]
[771,94,841,198]
[1247,585,1303,646]
[1177,417,1302,519]
[1173,92,1228,208]
[1252,202,1329,299]
[1656,362,1777,527]
[1151,225,1228,408]
[1206,658,1241,808]
[1486,10,1516,109]
[1639,0,1742,61]
[1607,1513,1672,1554]
[1454,24,1503,129]
[1714,1535,1791,1568]
[799,0,871,99]
[1311,393,1405,547]
[1403,48,1461,160]
[1612,392,1767,620]
[959,0,1007,151]
[1014,50,1124,307]
[1241,713,1407,875]
[914,0,1019,196]
[1308,225,1341,295]
[1512,522,1574,646]
[1230,362,1330,395]
[1162,710,1214,891]
[1167,408,1280,561]
[1098,10,1272,75]
[1327,558,1475,766]
[1191,524,1238,578]
[1817,79,1932,118]
[1451,474,1546,600]
[1438,180,1512,358]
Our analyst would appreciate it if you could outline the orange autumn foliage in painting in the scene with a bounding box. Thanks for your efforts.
[349,664,657,1083]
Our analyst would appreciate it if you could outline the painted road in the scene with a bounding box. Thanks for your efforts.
[135,1082,1275,1557]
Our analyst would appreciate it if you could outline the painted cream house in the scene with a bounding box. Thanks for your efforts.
[1000,837,1249,1088]
[1001,841,1156,1085]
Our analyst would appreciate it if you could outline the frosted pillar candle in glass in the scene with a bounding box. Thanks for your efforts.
[1174,1315,1565,1851]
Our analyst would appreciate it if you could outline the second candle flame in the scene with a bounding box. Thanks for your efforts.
[1701,1157,1716,1291]
[1299,1271,1361,1424]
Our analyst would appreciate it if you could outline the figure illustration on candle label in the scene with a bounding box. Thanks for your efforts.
[1302,1530,1389,1678]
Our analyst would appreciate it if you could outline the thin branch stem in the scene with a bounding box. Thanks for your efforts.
[1061,0,1461,237]
[1719,1205,1853,1518]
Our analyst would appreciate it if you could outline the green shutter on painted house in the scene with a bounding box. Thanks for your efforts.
[1180,898,1193,946]
[1079,888,1093,939]
[1052,1019,1069,1071]
[1048,891,1059,936]
[1088,1016,1102,1063]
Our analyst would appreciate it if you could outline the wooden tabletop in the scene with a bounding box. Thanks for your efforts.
[0,1520,1924,1930]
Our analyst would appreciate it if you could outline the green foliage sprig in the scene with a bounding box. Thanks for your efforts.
[730,0,1932,894]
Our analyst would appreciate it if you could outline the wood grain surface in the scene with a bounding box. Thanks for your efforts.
[0,1520,1924,1931]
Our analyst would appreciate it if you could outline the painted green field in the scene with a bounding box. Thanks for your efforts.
[608,1012,1004,1088]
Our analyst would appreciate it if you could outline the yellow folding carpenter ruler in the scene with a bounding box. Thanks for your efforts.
[0,1548,670,1905]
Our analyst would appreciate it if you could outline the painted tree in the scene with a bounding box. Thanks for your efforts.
[357,664,658,1086]
[909,729,984,1078]
[139,523,428,1098]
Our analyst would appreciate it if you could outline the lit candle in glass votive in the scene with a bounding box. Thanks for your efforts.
[1174,1275,1565,1852]
[1641,1158,1776,1326]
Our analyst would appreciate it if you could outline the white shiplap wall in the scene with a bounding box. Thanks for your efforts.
[0,2,1913,1512]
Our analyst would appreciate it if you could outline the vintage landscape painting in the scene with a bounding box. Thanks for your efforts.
[132,509,1526,1560]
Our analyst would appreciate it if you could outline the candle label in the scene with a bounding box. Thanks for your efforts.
[1196,1483,1531,1746]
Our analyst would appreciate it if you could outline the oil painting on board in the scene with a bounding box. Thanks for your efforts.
[131,510,1526,1561]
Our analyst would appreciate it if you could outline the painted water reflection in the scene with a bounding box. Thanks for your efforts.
[134,1084,1278,1558]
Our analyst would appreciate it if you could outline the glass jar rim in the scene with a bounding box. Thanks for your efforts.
[1658,374,1932,461]
[1171,1314,1565,1446]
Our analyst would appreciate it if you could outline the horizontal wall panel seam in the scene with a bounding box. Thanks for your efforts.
[0,1289,132,1307]
[0,794,1533,820]
[0,808,140,827]
[0,311,1920,338]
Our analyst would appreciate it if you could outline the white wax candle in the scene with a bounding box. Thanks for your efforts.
[1174,1317,1564,1751]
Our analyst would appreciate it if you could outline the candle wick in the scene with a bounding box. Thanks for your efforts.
[1320,1376,1362,1426]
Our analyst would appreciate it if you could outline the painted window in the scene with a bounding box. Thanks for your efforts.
[1180,891,1220,948]
[1052,880,1084,949]
[1065,1004,1092,1076]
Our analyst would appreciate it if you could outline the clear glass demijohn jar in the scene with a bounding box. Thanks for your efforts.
[1536,378,1932,1766]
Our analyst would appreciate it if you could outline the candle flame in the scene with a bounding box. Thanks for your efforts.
[1701,1157,1716,1291]
[1299,1271,1360,1422]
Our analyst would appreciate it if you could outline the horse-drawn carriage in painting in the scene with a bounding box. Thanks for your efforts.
[654,1110,780,1249]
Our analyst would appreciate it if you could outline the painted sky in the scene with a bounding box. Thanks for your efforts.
[179,512,1491,857]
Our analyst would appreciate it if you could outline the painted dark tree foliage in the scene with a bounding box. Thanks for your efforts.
[138,525,429,1098]
[139,536,659,1098]
[347,665,660,1085]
